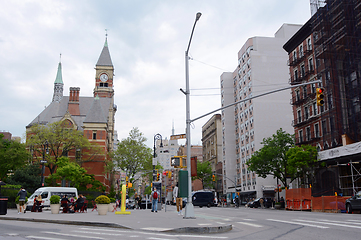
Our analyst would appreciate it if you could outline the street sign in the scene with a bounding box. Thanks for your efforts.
[40,160,47,163]
[170,134,186,140]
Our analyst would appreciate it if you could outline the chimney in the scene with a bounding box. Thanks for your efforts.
[68,87,80,115]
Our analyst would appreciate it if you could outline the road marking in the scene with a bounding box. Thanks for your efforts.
[317,219,361,225]
[42,231,104,239]
[26,236,67,240]
[295,219,361,229]
[242,218,256,221]
[267,219,329,229]
[73,230,125,236]
[237,222,263,228]
[197,223,213,226]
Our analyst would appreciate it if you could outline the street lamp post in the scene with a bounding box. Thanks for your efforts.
[153,134,163,181]
[41,141,49,187]
[184,12,201,219]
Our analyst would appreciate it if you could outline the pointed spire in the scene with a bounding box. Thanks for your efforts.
[96,30,113,66]
[55,54,63,84]
[52,54,64,102]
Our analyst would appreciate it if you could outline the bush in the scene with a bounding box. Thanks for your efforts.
[15,196,28,204]
[109,197,116,203]
[95,195,110,204]
[49,195,61,204]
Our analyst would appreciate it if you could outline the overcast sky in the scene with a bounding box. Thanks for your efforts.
[0,0,312,148]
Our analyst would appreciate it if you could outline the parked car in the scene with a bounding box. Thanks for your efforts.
[346,191,361,214]
[192,191,215,208]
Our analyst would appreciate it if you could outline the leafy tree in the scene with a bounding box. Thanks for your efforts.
[26,121,101,175]
[6,163,41,192]
[192,160,213,189]
[287,145,318,185]
[248,128,318,188]
[46,157,104,191]
[112,128,153,186]
[0,134,30,181]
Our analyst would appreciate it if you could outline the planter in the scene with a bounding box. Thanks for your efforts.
[50,204,61,214]
[97,204,108,215]
[108,203,116,212]
[274,204,281,210]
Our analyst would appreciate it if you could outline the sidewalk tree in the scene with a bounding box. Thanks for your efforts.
[192,160,213,188]
[47,157,104,191]
[26,121,100,175]
[0,134,30,181]
[248,128,318,188]
[111,127,153,186]
[6,163,41,192]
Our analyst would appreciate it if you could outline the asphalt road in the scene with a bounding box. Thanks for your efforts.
[1,206,361,239]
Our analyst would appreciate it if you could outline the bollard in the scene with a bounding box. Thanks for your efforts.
[115,185,131,215]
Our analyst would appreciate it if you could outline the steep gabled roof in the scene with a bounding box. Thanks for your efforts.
[83,95,107,123]
[96,38,113,67]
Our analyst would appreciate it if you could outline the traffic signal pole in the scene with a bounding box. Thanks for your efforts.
[190,80,322,124]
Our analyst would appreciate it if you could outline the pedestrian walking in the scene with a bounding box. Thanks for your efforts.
[17,187,27,214]
[173,183,182,215]
[151,187,159,212]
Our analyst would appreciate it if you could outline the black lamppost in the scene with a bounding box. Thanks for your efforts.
[153,134,163,181]
[41,141,49,187]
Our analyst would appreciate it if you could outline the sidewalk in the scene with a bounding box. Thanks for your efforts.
[0,205,232,234]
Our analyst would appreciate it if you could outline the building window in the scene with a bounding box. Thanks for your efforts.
[300,45,304,57]
[92,131,97,140]
[313,102,317,115]
[305,106,309,120]
[297,110,302,124]
[322,120,327,135]
[311,83,316,94]
[294,69,298,81]
[293,50,297,61]
[306,127,311,141]
[301,64,305,78]
[299,130,303,143]
[296,90,300,101]
[309,58,314,71]
[303,85,307,99]
[307,38,312,50]
[315,123,320,138]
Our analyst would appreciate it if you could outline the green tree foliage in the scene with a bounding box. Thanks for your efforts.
[46,157,104,191]
[0,134,30,181]
[6,163,41,192]
[248,128,318,188]
[192,160,213,189]
[26,121,100,175]
[112,128,153,185]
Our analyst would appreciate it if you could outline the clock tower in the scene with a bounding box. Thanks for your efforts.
[94,36,114,98]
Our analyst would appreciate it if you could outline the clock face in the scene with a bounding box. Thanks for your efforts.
[100,73,108,82]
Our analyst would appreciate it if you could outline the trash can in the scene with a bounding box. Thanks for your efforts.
[0,197,8,215]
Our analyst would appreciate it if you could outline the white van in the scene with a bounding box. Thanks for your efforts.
[26,187,78,210]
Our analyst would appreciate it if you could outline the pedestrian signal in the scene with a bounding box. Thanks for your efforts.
[171,156,180,167]
[316,87,325,106]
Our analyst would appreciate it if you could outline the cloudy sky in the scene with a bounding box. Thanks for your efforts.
[0,0,312,148]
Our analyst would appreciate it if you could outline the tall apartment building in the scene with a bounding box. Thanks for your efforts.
[221,24,302,201]
[284,0,361,196]
[155,137,179,171]
[202,114,223,196]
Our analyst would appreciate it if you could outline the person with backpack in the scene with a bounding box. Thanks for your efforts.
[151,187,159,212]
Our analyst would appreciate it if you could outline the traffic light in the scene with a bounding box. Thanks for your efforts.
[316,87,325,106]
[157,172,160,181]
[212,174,215,181]
[168,170,172,178]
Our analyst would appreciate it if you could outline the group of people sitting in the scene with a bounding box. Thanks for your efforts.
[31,195,43,212]
[61,194,86,213]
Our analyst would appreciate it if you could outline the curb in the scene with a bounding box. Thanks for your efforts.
[0,216,131,229]
[165,224,233,234]
[0,216,231,233]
